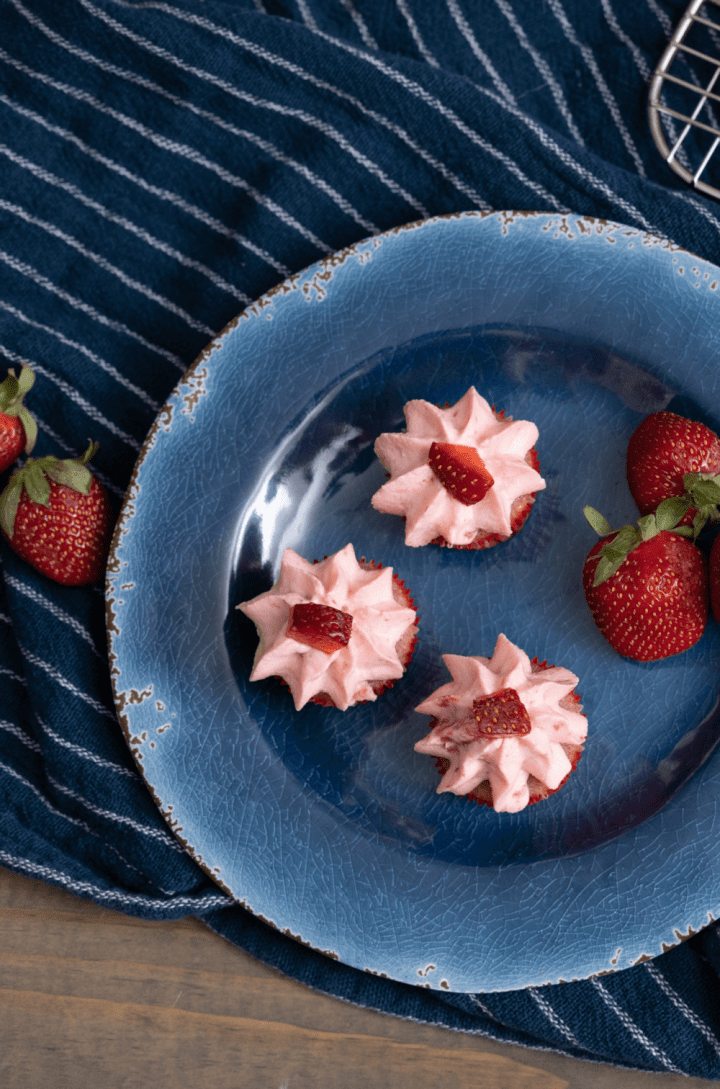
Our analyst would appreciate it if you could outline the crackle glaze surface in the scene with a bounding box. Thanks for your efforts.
[107,211,720,992]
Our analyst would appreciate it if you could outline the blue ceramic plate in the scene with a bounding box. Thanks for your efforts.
[108,212,720,993]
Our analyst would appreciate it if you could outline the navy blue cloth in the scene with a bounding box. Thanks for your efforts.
[3,0,720,1076]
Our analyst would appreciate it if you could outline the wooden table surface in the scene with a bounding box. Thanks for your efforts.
[0,864,714,1089]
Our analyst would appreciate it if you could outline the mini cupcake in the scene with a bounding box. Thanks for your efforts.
[414,634,586,813]
[371,386,545,548]
[238,543,418,710]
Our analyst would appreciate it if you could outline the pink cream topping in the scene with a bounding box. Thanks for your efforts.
[414,634,586,813]
[371,387,545,546]
[238,543,417,711]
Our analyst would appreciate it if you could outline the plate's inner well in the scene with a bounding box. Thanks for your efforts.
[227,326,720,868]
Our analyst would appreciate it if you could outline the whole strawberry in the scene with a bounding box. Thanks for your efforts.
[582,502,708,662]
[0,441,113,586]
[0,364,37,473]
[626,411,720,532]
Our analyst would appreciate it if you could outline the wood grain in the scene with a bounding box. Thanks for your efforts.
[0,865,713,1088]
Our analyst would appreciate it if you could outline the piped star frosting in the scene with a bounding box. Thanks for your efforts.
[238,544,417,710]
[414,634,587,813]
[371,387,545,547]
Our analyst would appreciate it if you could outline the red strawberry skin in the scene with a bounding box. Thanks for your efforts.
[0,414,25,474]
[5,476,113,586]
[627,412,720,521]
[472,687,531,737]
[428,441,494,506]
[583,530,708,661]
[287,602,353,654]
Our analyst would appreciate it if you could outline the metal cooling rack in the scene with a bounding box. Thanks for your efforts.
[649,0,720,199]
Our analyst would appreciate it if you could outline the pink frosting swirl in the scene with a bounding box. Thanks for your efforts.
[372,387,545,547]
[414,634,587,813]
[238,544,417,710]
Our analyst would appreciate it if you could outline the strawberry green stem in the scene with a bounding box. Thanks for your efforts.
[583,498,690,587]
[0,440,99,539]
[0,364,37,456]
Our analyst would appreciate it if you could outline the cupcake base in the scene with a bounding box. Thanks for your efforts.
[430,657,584,808]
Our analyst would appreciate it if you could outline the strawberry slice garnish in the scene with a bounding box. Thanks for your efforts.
[0,364,37,474]
[582,502,708,661]
[472,687,532,737]
[428,442,494,506]
[287,602,352,654]
[626,411,720,533]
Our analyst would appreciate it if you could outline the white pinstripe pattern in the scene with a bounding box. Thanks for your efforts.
[0,849,232,910]
[16,642,117,720]
[245,3,666,231]
[546,0,646,177]
[600,0,692,174]
[48,775,187,852]
[468,994,504,1022]
[678,190,720,238]
[396,0,439,67]
[645,961,720,1058]
[0,718,41,752]
[0,241,183,371]
[138,0,558,208]
[338,0,379,50]
[602,0,651,78]
[0,298,160,411]
[296,0,320,32]
[8,0,378,237]
[527,988,581,1047]
[0,143,247,300]
[0,93,289,278]
[493,0,585,144]
[445,0,516,106]
[0,346,142,450]
[27,413,126,498]
[377,36,662,233]
[590,977,685,1073]
[309,23,667,228]
[0,198,215,337]
[104,0,490,209]
[0,40,334,256]
[645,0,672,36]
[35,716,139,779]
[75,0,429,219]
[3,572,104,656]
[0,664,27,685]
[1,758,105,834]
[0,766,167,885]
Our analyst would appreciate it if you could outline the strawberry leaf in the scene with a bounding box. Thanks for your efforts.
[583,506,613,536]
[655,496,690,531]
[45,459,93,494]
[18,406,37,456]
[0,365,37,455]
[19,461,54,507]
[44,442,98,495]
[688,476,720,510]
[0,371,20,413]
[638,513,657,541]
[594,551,627,585]
[591,524,641,587]
[0,475,23,538]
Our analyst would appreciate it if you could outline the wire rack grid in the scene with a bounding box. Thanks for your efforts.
[649,0,720,199]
